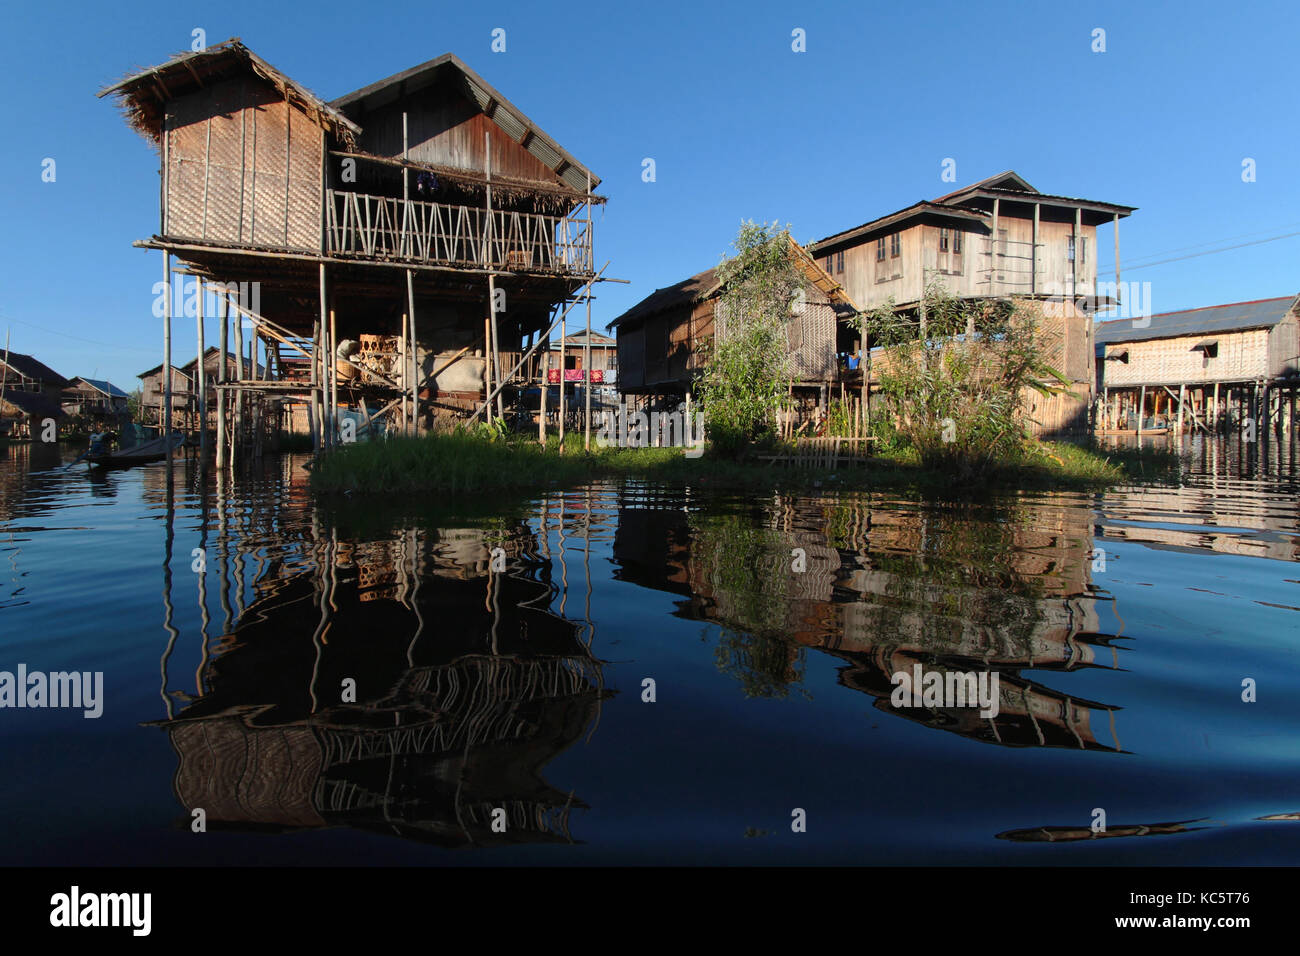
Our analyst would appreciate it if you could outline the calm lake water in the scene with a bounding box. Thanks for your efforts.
[1,437,1297,865]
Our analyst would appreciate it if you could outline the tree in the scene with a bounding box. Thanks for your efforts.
[864,281,1074,479]
[694,221,808,456]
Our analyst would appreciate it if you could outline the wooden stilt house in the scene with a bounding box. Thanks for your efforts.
[608,236,859,415]
[101,38,601,456]
[1095,294,1300,435]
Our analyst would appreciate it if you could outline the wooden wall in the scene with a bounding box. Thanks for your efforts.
[617,284,839,395]
[353,77,566,189]
[823,216,1100,312]
[165,75,324,252]
[1267,309,1299,378]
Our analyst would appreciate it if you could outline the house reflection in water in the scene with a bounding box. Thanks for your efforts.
[152,492,609,848]
[613,490,1126,752]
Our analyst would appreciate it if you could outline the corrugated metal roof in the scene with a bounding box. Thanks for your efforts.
[1094,295,1298,349]
[557,331,616,347]
[331,53,599,192]
[76,378,130,399]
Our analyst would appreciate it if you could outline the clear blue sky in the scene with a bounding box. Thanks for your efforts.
[2,0,1297,389]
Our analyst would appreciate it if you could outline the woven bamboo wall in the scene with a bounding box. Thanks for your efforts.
[165,75,323,252]
[1101,328,1269,386]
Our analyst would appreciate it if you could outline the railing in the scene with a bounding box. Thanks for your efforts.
[325,190,593,274]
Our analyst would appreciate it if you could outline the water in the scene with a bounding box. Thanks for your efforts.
[1,437,1297,865]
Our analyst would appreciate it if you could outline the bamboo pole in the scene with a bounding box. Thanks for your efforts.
[407,268,419,435]
[483,317,493,425]
[329,308,338,446]
[232,289,244,462]
[196,279,207,459]
[217,290,228,468]
[539,353,548,447]
[559,305,567,448]
[584,173,593,451]
[163,252,173,444]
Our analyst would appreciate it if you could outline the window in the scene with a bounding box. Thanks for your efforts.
[890,233,901,258]
[836,251,844,274]
[876,238,886,262]
[939,228,950,253]
[1080,236,1088,265]
[1068,236,1076,262]
[953,230,962,254]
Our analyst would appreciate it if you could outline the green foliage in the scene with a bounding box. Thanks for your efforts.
[695,221,808,456]
[864,281,1075,480]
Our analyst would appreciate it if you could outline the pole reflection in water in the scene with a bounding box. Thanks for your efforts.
[154,480,610,847]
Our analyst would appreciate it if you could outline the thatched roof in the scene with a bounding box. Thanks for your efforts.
[98,38,360,149]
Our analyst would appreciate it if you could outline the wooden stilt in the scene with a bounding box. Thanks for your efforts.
[196,279,207,459]
[232,290,244,464]
[162,252,173,446]
[217,285,228,468]
[407,268,419,436]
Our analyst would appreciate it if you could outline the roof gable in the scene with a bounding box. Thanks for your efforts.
[99,38,360,149]
[331,54,599,192]
[609,237,859,330]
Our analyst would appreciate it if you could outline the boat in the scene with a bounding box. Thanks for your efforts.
[84,425,183,468]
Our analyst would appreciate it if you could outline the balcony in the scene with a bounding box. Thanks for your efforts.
[325,190,593,275]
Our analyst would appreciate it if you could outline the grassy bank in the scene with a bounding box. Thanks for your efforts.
[309,430,1180,497]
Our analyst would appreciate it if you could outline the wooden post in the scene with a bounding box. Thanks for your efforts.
[1113,212,1121,311]
[162,252,173,444]
[1177,382,1186,434]
[559,306,567,448]
[1073,207,1082,302]
[1137,384,1146,436]
[483,317,493,424]
[1031,202,1040,295]
[584,173,593,451]
[990,198,1000,294]
[316,264,326,450]
[196,279,207,459]
[488,274,504,424]
[399,311,409,437]
[328,308,338,446]
[217,284,228,468]
[1213,380,1220,431]
[539,357,548,447]
[484,132,505,425]
[407,268,419,436]
[232,289,244,461]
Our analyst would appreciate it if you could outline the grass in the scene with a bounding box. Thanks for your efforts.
[309,428,1181,497]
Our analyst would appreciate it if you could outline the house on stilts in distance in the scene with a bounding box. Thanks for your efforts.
[100,38,601,459]
[808,171,1137,437]
[608,236,860,422]
[1095,295,1300,435]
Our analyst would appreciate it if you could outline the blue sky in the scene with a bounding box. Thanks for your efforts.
[2,0,1297,389]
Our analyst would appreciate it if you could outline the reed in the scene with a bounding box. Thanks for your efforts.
[309,430,1179,497]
